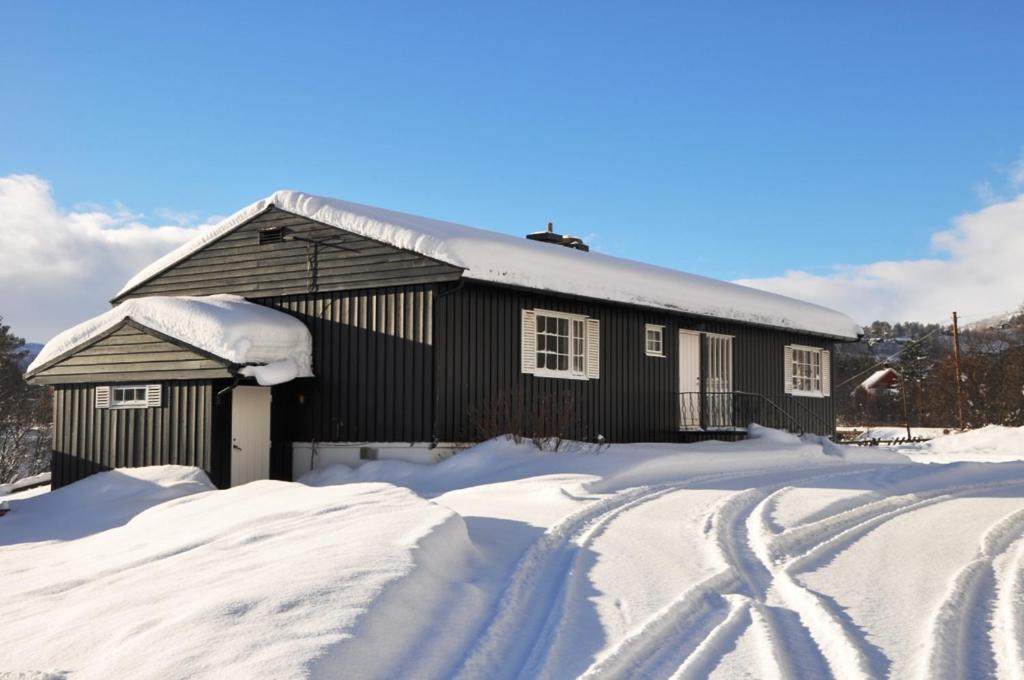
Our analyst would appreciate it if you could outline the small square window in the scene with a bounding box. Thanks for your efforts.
[645,324,664,357]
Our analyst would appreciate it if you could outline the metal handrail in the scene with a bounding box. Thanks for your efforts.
[769,394,833,434]
[677,391,814,434]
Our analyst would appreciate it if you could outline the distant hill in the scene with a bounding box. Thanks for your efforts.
[17,343,45,371]
[965,310,1021,331]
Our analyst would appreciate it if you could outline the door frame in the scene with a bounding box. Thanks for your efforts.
[703,333,735,429]
[678,330,702,430]
[230,385,272,486]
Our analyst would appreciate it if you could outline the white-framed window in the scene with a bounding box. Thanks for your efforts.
[96,384,162,409]
[112,385,149,408]
[645,324,665,357]
[785,345,831,397]
[521,309,600,380]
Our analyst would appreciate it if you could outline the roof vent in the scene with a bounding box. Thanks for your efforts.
[258,226,287,245]
[526,222,589,252]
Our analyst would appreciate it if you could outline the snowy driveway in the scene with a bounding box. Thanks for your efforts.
[2,428,1023,679]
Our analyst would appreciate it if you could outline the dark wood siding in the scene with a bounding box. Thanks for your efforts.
[116,207,462,301]
[51,380,232,489]
[257,285,436,451]
[30,323,233,385]
[434,282,836,442]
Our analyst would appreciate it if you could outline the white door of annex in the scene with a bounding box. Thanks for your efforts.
[678,330,701,429]
[231,386,271,487]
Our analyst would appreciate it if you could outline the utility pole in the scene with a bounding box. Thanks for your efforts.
[899,371,912,441]
[951,311,965,430]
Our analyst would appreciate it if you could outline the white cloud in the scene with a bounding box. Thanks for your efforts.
[5,171,1023,341]
[736,194,1024,325]
[0,175,209,340]
[1011,158,1024,190]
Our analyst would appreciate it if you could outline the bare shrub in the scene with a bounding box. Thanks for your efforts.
[468,388,582,452]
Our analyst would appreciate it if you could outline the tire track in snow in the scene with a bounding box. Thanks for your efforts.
[771,478,1024,574]
[580,469,874,680]
[454,464,865,680]
[919,506,1024,680]
[452,483,681,680]
[993,536,1024,680]
[457,464,1019,680]
[748,478,1024,680]
[668,594,752,680]
[749,489,883,680]
[591,473,1024,680]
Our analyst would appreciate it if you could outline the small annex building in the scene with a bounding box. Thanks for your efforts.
[27,190,862,489]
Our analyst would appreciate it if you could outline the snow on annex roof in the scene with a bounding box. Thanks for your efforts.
[119,191,862,340]
[27,295,313,383]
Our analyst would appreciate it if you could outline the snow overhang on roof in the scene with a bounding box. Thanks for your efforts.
[117,191,863,340]
[27,295,313,386]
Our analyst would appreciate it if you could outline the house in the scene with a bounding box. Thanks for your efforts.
[26,191,862,489]
[857,367,901,393]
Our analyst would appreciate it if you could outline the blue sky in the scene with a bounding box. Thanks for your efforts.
[2,2,1023,338]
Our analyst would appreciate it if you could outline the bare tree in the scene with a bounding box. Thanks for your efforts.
[0,318,51,483]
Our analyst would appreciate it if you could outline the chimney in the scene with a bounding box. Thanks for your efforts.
[526,222,589,252]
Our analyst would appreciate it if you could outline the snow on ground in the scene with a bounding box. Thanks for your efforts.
[899,425,1024,463]
[0,472,50,497]
[2,427,1024,679]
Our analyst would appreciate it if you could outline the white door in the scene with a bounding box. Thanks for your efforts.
[678,331,701,429]
[231,386,271,486]
[705,334,734,428]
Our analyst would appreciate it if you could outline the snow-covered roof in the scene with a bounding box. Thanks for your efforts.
[27,295,313,384]
[858,367,899,391]
[118,191,862,340]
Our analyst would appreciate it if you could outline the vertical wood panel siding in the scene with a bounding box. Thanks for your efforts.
[257,286,436,452]
[50,380,231,489]
[435,282,836,443]
[116,208,461,301]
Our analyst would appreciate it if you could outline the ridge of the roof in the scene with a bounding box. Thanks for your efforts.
[115,191,862,340]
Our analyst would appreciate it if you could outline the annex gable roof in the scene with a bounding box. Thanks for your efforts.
[117,191,862,340]
[27,295,313,384]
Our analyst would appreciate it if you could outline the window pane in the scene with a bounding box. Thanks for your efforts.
[558,355,568,370]
[558,318,568,334]
[558,337,568,354]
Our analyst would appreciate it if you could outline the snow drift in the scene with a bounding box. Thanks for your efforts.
[3,427,1023,679]
[0,470,480,680]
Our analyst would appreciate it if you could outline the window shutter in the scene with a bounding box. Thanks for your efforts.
[586,318,601,379]
[521,310,537,374]
[783,345,793,394]
[821,350,831,396]
[146,384,162,407]
[95,386,111,409]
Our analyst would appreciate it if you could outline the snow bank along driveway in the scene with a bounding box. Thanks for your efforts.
[2,428,1024,679]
